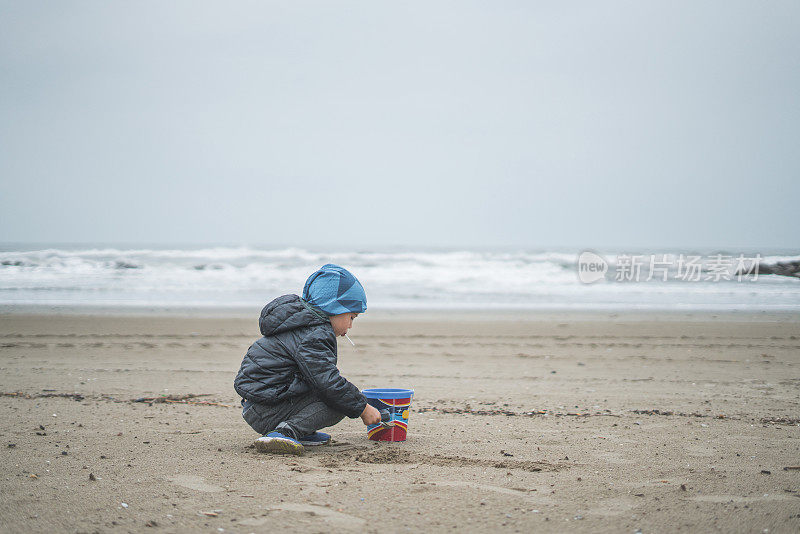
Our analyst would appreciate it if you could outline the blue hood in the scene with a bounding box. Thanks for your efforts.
[301,263,367,316]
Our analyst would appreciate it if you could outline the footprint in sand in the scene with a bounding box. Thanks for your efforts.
[434,480,530,497]
[595,450,635,465]
[433,480,554,503]
[683,444,717,457]
[166,474,223,492]
[585,497,635,517]
[240,504,365,528]
[692,493,795,504]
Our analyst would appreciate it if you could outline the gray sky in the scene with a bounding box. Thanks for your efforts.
[1,1,798,250]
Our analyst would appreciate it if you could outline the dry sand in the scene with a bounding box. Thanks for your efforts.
[1,310,799,533]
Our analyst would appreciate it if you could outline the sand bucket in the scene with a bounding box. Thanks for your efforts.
[362,388,414,442]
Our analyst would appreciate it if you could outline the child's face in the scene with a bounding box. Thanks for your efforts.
[329,312,358,336]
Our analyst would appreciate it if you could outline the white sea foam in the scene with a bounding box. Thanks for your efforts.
[0,246,798,310]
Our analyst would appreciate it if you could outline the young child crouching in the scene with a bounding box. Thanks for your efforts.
[233,264,381,455]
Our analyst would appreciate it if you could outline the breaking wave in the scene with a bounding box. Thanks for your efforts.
[0,246,798,310]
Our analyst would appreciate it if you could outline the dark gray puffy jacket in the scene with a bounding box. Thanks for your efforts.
[233,294,367,419]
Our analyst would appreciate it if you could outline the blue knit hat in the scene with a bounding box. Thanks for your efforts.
[302,264,367,316]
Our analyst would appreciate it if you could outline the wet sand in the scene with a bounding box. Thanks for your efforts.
[1,310,799,533]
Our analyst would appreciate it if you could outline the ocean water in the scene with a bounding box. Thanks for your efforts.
[0,244,798,311]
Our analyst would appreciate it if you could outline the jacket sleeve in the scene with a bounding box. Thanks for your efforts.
[291,329,367,419]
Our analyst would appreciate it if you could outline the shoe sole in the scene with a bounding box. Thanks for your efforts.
[299,439,330,447]
[254,437,304,455]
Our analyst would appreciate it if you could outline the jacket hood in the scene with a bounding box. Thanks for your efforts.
[259,294,330,336]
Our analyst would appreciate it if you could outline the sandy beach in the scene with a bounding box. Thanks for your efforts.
[1,310,799,533]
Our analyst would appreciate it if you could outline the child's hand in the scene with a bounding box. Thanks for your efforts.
[360,404,381,426]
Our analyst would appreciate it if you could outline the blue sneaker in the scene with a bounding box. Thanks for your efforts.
[299,431,331,446]
[254,432,304,455]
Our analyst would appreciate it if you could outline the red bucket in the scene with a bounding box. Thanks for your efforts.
[362,388,414,442]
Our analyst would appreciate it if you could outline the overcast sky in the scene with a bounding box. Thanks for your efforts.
[1,1,798,250]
